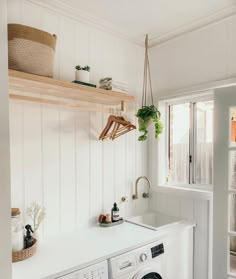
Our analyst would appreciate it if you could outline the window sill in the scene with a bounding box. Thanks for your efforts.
[152,184,213,200]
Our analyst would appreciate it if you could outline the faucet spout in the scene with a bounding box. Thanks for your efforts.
[132,176,151,200]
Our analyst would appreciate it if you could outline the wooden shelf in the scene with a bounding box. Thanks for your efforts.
[8,70,135,113]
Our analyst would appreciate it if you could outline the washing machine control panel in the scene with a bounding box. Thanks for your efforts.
[151,243,164,258]
[58,261,108,279]
[140,253,148,262]
[109,241,165,279]
[136,243,164,264]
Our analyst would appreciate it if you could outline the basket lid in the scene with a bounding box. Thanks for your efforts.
[11,208,20,217]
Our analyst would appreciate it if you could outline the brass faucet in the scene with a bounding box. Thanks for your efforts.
[132,176,151,200]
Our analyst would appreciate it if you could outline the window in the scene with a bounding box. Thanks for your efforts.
[167,99,213,186]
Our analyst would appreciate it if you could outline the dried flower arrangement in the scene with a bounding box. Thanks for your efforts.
[26,201,46,231]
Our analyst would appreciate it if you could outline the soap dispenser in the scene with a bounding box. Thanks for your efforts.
[111,202,120,222]
[25,224,34,248]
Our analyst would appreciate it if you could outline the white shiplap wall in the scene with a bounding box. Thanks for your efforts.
[8,0,148,238]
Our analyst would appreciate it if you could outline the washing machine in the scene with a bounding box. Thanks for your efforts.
[58,260,108,279]
[109,241,166,279]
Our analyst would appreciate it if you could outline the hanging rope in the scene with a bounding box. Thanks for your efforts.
[142,34,154,108]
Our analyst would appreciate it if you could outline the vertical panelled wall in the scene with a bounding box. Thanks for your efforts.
[8,0,148,238]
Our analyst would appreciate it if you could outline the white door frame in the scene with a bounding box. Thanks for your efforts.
[0,0,12,278]
[213,86,236,279]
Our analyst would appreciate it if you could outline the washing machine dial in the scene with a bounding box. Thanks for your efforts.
[140,253,147,262]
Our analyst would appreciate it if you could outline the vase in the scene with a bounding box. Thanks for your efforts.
[75,70,90,83]
[32,230,40,242]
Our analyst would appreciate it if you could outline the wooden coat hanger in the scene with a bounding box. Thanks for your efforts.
[99,115,116,140]
[99,114,136,141]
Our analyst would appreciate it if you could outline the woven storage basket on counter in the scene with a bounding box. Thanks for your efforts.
[12,238,37,263]
[8,24,57,78]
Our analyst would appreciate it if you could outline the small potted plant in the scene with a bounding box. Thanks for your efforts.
[136,105,163,141]
[75,65,90,83]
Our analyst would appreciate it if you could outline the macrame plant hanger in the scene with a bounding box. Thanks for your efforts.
[142,34,154,108]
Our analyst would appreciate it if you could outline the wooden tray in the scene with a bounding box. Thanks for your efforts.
[73,80,96,88]
[99,219,124,227]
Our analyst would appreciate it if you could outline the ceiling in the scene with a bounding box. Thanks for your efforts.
[42,0,236,46]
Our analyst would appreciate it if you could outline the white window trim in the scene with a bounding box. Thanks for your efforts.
[157,90,214,191]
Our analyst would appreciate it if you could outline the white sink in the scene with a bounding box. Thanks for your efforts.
[126,211,183,231]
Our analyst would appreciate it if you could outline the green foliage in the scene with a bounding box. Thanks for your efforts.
[75,65,90,72]
[136,105,163,141]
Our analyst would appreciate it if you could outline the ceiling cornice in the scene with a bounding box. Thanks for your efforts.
[28,0,236,48]
[149,4,236,47]
[28,0,144,46]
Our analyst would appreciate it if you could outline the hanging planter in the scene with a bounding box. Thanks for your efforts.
[136,105,163,141]
[136,35,163,141]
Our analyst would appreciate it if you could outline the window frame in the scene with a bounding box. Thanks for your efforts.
[158,92,214,190]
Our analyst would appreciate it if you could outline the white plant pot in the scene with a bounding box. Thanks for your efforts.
[75,70,90,83]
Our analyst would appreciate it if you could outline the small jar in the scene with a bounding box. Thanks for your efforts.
[106,214,111,223]
[11,208,24,252]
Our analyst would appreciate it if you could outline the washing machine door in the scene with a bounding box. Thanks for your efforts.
[132,267,163,279]
[142,273,162,279]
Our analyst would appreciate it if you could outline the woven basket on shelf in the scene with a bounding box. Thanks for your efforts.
[12,238,37,263]
[8,24,57,78]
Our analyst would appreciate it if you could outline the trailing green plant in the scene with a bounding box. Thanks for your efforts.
[75,65,90,72]
[136,105,163,141]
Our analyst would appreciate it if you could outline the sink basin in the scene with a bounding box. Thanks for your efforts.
[126,211,183,231]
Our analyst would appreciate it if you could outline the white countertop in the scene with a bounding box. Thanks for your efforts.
[12,221,194,279]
